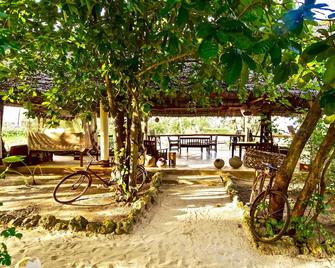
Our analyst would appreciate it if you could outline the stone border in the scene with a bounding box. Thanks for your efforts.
[226,174,335,257]
[0,172,163,235]
[219,172,241,205]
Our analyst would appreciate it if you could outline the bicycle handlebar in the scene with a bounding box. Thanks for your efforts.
[261,162,278,171]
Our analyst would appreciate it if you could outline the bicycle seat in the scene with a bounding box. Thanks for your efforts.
[262,162,278,171]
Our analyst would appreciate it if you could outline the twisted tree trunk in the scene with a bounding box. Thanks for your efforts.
[271,94,322,212]
[105,74,130,195]
[129,87,140,188]
[292,123,335,217]
[311,149,335,221]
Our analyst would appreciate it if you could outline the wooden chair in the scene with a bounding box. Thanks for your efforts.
[229,130,242,149]
[144,140,157,157]
[210,136,218,152]
[168,136,180,151]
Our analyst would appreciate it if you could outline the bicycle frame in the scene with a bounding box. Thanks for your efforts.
[83,151,113,186]
[250,163,278,203]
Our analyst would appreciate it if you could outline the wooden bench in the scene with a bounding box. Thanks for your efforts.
[179,137,211,154]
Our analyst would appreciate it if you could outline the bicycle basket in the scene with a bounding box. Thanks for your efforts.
[243,148,286,170]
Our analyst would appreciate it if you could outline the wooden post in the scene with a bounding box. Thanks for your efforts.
[144,116,148,140]
[244,116,248,141]
[99,101,109,167]
[260,113,273,144]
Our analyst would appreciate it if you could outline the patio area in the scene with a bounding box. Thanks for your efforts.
[1,145,255,175]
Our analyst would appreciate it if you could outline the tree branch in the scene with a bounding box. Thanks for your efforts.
[238,1,262,19]
[136,51,194,79]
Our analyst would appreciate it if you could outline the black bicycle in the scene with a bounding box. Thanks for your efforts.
[249,163,290,243]
[53,150,147,204]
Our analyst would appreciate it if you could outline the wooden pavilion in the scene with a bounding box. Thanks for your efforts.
[0,72,314,165]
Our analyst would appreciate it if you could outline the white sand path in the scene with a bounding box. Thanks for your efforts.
[6,182,335,268]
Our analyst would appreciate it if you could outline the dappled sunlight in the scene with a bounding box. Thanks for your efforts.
[0,173,127,222]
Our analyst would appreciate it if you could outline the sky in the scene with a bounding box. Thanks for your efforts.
[3,106,26,125]
[314,0,335,19]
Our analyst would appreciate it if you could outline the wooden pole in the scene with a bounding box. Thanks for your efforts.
[260,113,273,144]
[244,116,248,141]
[144,116,148,140]
[99,101,109,167]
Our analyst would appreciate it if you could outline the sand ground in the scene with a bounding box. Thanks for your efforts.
[5,179,335,268]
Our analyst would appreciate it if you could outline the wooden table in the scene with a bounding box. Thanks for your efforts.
[231,142,257,158]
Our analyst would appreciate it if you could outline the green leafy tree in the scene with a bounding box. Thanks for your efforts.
[2,0,335,210]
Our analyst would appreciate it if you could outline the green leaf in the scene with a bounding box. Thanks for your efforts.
[273,63,291,84]
[301,42,330,62]
[269,44,282,66]
[176,5,189,26]
[152,70,161,84]
[223,53,242,85]
[324,100,335,116]
[196,22,215,38]
[242,54,257,70]
[215,30,229,44]
[287,41,302,55]
[234,34,253,50]
[251,39,272,54]
[167,35,179,54]
[240,62,249,86]
[325,114,335,124]
[298,72,313,87]
[315,47,335,62]
[324,56,335,85]
[15,233,23,239]
[220,51,235,64]
[0,12,8,18]
[290,62,299,75]
[160,76,170,90]
[217,18,246,33]
[198,40,218,61]
[159,0,177,17]
[142,103,151,113]
[2,155,26,163]
[320,89,335,115]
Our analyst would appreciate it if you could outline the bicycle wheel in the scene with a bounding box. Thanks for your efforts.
[250,190,290,243]
[53,171,91,204]
[135,165,147,191]
[249,170,266,204]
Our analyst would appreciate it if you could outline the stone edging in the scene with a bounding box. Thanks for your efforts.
[226,175,335,257]
[0,172,163,235]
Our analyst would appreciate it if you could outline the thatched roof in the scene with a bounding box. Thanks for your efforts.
[0,67,314,117]
[149,89,312,117]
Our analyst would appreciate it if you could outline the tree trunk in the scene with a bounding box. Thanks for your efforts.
[104,73,130,197]
[292,123,335,217]
[112,109,126,165]
[272,94,322,194]
[105,74,126,165]
[129,87,141,189]
[311,148,335,221]
[124,89,133,191]
[270,95,322,215]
